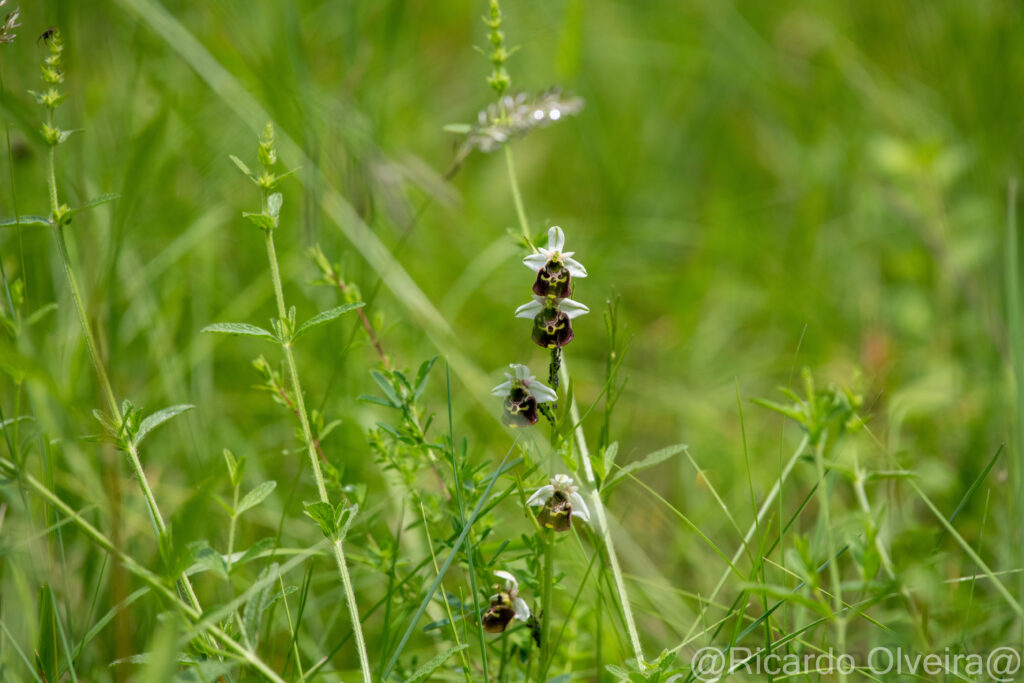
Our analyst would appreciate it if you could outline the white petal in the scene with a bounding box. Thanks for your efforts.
[547,226,565,252]
[512,597,531,621]
[514,299,543,319]
[509,363,531,381]
[558,297,590,319]
[525,485,554,507]
[523,253,549,271]
[552,473,573,489]
[569,491,591,523]
[564,256,588,278]
[490,380,512,396]
[493,569,518,591]
[529,381,558,403]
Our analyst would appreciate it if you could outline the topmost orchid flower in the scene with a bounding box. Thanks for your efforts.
[523,226,587,298]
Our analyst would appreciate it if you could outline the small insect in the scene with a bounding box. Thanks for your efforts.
[37,27,55,45]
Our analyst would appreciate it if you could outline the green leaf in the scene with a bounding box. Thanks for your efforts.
[243,564,277,647]
[222,449,239,485]
[25,303,58,327]
[135,404,193,447]
[242,212,275,231]
[191,542,228,580]
[293,302,365,341]
[72,193,119,214]
[604,443,685,492]
[229,154,254,179]
[443,123,472,134]
[0,215,50,228]
[406,644,469,683]
[413,356,438,402]
[201,322,276,340]
[56,129,83,144]
[370,369,401,407]
[267,192,283,221]
[358,394,397,408]
[236,537,276,568]
[236,480,276,515]
[600,441,620,480]
[303,501,336,536]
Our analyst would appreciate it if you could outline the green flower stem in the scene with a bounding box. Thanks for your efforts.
[560,359,646,670]
[813,436,845,680]
[502,138,646,669]
[503,145,535,253]
[47,145,204,617]
[0,454,285,683]
[539,529,554,680]
[262,228,372,683]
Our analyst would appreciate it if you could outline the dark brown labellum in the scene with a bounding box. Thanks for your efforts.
[536,489,573,532]
[532,261,571,298]
[503,386,539,427]
[531,308,575,349]
[482,599,516,633]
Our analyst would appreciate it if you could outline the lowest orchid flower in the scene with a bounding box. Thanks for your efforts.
[526,474,591,532]
[515,295,589,348]
[491,363,557,427]
[482,570,531,633]
[523,226,587,298]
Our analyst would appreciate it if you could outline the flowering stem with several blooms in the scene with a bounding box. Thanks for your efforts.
[504,154,647,670]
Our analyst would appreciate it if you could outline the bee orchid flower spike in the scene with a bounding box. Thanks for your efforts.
[526,473,591,532]
[523,226,587,298]
[482,570,531,633]
[491,363,557,427]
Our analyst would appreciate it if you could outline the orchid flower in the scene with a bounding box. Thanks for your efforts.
[491,363,557,427]
[523,226,587,297]
[482,569,531,633]
[526,474,591,532]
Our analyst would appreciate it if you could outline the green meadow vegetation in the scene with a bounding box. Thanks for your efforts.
[1,1,1023,681]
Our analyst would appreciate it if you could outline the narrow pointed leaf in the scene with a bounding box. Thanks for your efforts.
[236,480,277,515]
[0,215,50,228]
[135,404,194,447]
[293,302,365,341]
[604,443,685,492]
[201,322,276,340]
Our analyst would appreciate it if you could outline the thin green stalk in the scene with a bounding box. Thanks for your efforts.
[677,434,810,652]
[560,360,646,669]
[262,228,372,683]
[539,530,554,680]
[811,437,844,681]
[503,146,535,252]
[47,143,204,618]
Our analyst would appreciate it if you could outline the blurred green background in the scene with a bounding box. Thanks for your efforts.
[2,0,1022,678]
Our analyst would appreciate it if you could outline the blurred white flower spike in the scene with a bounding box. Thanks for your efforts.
[0,1,20,44]
[448,89,584,170]
[526,474,591,532]
[482,569,531,633]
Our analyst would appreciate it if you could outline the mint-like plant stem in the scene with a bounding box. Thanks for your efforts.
[39,30,205,620]
[254,133,373,683]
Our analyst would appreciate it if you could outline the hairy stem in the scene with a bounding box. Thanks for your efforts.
[263,228,372,682]
[47,141,204,616]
